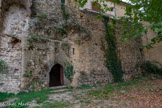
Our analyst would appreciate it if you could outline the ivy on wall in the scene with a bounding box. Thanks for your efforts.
[64,66,75,82]
[103,16,124,82]
[60,2,70,36]
[0,60,7,73]
[141,61,162,76]
[0,60,7,81]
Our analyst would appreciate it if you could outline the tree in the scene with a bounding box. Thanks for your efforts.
[74,0,162,48]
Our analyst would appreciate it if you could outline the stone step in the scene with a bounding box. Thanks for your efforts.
[49,85,67,90]
[50,86,72,93]
[51,89,71,93]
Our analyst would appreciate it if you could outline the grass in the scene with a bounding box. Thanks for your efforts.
[68,84,96,90]
[15,89,51,103]
[78,84,94,89]
[0,87,73,108]
[87,79,141,99]
[88,89,113,99]
[39,101,69,108]
[0,88,73,108]
[0,92,15,102]
[1,76,160,108]
[7,89,52,108]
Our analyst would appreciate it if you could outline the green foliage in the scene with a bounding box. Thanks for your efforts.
[88,79,139,99]
[54,26,68,36]
[34,13,47,30]
[24,71,32,77]
[9,89,51,107]
[103,16,124,82]
[27,33,49,43]
[8,102,28,108]
[61,3,69,20]
[78,84,93,89]
[64,66,75,82]
[88,90,103,98]
[74,0,88,8]
[0,60,7,73]
[88,89,113,99]
[36,95,49,104]
[96,80,101,85]
[75,0,162,48]
[104,80,138,89]
[141,61,162,76]
[144,22,162,49]
[0,92,15,102]
[119,17,146,42]
[38,13,47,20]
[50,3,70,37]
[59,2,70,36]
[121,0,162,47]
[125,0,162,24]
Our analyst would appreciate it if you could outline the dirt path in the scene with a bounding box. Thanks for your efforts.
[1,78,162,108]
[38,78,162,108]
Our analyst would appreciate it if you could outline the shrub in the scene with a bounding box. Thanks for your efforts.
[141,61,162,76]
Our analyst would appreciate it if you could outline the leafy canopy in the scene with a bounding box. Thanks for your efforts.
[74,0,162,48]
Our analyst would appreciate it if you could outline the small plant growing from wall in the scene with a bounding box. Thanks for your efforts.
[0,60,7,81]
[24,71,32,77]
[64,66,75,82]
[27,33,49,43]
[0,60,7,73]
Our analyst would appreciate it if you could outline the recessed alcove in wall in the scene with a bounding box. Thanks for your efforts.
[73,48,75,55]
[8,37,21,48]
[2,4,28,38]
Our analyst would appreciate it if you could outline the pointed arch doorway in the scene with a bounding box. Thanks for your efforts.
[49,64,64,87]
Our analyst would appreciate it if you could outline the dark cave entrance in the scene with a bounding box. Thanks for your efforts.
[49,64,64,87]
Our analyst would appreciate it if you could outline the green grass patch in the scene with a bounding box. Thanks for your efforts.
[0,92,15,102]
[88,89,113,99]
[87,79,141,99]
[104,79,140,91]
[78,84,94,89]
[8,89,52,108]
[40,101,69,108]
[1,88,73,108]
[16,89,51,103]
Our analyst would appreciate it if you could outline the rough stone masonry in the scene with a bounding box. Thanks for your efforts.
[0,0,144,93]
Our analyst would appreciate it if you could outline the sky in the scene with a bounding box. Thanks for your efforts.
[122,0,130,3]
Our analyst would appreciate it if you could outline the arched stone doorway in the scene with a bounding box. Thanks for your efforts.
[49,64,64,87]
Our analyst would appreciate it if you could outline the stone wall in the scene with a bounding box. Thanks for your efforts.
[142,22,162,65]
[0,0,144,93]
[0,4,29,93]
[22,0,144,90]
